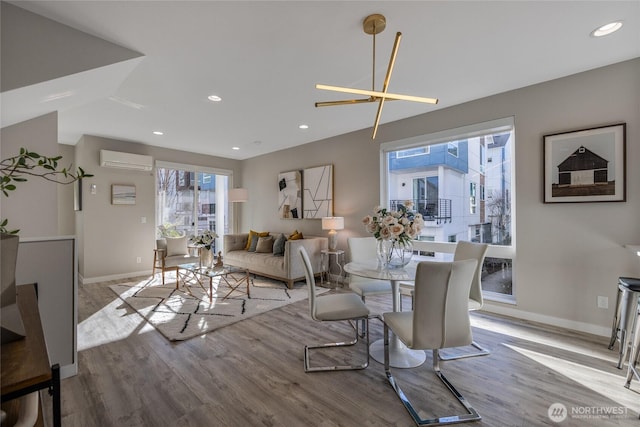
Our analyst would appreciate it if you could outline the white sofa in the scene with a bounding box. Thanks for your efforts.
[223,233,327,289]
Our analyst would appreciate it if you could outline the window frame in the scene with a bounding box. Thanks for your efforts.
[379,117,516,303]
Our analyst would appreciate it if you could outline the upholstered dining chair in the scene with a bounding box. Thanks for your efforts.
[299,247,371,372]
[399,240,489,360]
[383,259,481,426]
[347,237,392,335]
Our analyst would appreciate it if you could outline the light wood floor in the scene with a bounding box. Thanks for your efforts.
[42,275,640,426]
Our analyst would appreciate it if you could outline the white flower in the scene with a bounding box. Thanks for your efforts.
[362,205,423,243]
[191,230,218,249]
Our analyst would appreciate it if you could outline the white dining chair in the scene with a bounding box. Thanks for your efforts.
[383,259,480,425]
[347,237,392,336]
[299,247,371,372]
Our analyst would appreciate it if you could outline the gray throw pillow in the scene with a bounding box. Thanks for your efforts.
[248,233,260,252]
[273,233,286,256]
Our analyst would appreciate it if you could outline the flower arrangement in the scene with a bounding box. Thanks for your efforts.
[362,202,424,244]
[190,230,218,250]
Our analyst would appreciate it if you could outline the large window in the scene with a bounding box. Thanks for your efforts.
[382,118,515,300]
[155,161,233,253]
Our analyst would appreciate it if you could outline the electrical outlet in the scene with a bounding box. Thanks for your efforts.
[136,257,142,264]
[141,216,147,224]
[597,296,608,309]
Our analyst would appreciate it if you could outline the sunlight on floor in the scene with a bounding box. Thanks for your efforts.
[471,315,616,364]
[78,297,154,351]
[504,343,640,412]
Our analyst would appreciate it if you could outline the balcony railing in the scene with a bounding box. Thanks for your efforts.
[390,199,452,224]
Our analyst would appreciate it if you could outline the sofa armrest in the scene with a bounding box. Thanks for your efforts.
[223,233,249,256]
[284,237,328,279]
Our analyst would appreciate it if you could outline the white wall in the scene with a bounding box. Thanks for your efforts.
[0,112,60,237]
[241,58,640,335]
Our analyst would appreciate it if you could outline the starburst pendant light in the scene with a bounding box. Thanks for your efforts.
[315,14,438,139]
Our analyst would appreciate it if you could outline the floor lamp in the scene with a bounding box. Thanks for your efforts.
[229,188,248,233]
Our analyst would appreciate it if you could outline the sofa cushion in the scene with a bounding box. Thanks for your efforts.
[273,233,286,256]
[166,236,188,256]
[245,230,269,250]
[256,236,274,253]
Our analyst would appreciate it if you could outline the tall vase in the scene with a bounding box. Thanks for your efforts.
[199,247,215,269]
[377,239,413,269]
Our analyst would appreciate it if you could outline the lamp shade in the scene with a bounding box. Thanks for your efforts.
[322,217,344,231]
[229,188,249,202]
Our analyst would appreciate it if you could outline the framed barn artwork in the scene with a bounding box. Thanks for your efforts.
[543,123,626,203]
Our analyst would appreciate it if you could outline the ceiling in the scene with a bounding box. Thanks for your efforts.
[3,1,639,160]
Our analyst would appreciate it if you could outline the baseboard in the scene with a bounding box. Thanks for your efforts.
[80,270,153,285]
[482,302,610,337]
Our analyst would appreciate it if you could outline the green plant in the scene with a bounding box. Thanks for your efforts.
[1,148,92,234]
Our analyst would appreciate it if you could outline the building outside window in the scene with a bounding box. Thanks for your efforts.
[382,118,515,299]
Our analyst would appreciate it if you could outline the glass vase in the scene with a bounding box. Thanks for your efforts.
[377,239,413,269]
[199,247,215,269]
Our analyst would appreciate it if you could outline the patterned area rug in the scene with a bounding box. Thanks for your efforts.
[109,274,325,341]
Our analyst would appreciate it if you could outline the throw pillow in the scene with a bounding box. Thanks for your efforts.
[289,231,303,240]
[272,233,286,256]
[288,230,299,240]
[245,230,269,250]
[165,236,188,256]
[256,236,274,253]
[248,234,260,252]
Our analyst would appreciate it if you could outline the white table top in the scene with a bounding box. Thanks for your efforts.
[344,260,417,282]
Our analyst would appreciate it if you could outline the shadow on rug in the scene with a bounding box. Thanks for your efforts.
[109,275,326,341]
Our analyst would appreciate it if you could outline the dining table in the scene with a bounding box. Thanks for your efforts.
[344,259,425,368]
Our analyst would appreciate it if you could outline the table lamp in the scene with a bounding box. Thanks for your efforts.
[322,217,344,251]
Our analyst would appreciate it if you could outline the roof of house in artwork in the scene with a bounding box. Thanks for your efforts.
[558,146,608,172]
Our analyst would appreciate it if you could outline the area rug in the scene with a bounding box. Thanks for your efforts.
[109,275,326,341]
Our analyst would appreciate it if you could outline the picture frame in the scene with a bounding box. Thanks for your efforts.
[302,164,333,219]
[111,184,136,205]
[277,170,302,219]
[543,123,626,203]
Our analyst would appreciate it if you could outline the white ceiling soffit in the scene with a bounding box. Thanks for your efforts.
[1,58,144,132]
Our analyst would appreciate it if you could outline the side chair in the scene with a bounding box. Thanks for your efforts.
[347,237,392,336]
[383,259,481,426]
[399,240,489,360]
[153,236,199,284]
[299,247,370,372]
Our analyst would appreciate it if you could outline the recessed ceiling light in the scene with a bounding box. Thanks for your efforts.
[299,124,309,130]
[232,146,240,150]
[208,95,222,102]
[591,21,623,37]
[153,131,164,135]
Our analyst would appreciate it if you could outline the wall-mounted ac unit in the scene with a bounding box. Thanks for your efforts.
[100,150,153,172]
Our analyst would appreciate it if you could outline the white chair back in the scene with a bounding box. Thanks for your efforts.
[453,241,488,309]
[412,259,477,349]
[348,236,378,261]
[347,237,378,285]
[299,247,319,321]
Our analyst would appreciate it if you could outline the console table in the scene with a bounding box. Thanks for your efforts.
[1,284,61,427]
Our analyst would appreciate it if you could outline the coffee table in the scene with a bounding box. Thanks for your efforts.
[177,263,250,303]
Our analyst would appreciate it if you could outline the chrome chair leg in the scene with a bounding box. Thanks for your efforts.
[304,318,369,372]
[438,341,490,361]
[384,324,481,426]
